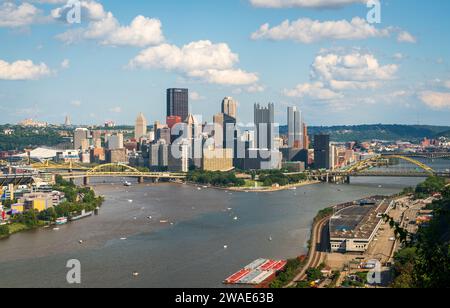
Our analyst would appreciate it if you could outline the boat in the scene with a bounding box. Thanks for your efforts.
[70,210,93,222]
[55,217,68,225]
[124,181,132,187]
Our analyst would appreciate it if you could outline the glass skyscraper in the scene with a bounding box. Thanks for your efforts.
[167,88,189,122]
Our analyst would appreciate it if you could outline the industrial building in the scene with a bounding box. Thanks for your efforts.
[329,197,393,253]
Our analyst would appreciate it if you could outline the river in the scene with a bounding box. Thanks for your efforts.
[0,171,432,288]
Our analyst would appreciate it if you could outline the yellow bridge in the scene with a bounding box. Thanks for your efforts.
[345,154,436,175]
[56,163,187,185]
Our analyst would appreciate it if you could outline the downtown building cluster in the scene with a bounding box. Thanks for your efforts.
[57,88,380,173]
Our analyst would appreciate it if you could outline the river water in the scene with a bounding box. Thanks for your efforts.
[0,159,447,288]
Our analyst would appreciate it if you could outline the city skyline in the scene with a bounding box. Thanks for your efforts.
[1,0,450,126]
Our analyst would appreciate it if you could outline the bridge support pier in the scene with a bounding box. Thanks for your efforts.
[138,176,144,184]
[83,176,89,186]
[345,176,350,184]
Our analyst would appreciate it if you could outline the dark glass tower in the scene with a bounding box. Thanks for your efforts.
[254,103,275,150]
[314,134,330,169]
[167,88,189,122]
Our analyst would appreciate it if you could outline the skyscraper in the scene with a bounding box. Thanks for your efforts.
[254,103,275,150]
[167,88,189,122]
[64,115,71,127]
[314,134,330,170]
[74,128,89,151]
[107,133,124,150]
[135,113,147,139]
[213,112,237,150]
[303,123,310,150]
[287,106,303,149]
[221,97,237,119]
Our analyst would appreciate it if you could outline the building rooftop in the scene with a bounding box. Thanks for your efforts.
[329,198,391,240]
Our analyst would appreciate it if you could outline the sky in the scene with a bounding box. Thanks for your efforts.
[0,0,450,126]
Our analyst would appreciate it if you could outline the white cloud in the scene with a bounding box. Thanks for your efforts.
[128,40,259,86]
[397,31,417,43]
[393,53,404,60]
[0,59,51,80]
[252,17,390,43]
[189,91,205,101]
[284,81,342,100]
[70,100,82,107]
[109,106,122,113]
[246,84,266,93]
[55,1,164,47]
[0,2,44,28]
[284,49,399,105]
[249,0,366,9]
[419,91,450,110]
[311,51,398,90]
[444,80,450,89]
[61,59,70,69]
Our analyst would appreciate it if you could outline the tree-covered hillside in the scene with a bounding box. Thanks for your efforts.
[280,124,450,142]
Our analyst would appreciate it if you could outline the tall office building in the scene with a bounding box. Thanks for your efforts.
[107,133,124,150]
[287,106,303,149]
[74,128,89,151]
[135,113,147,139]
[314,134,330,170]
[213,112,237,150]
[156,127,171,145]
[303,123,310,150]
[167,88,189,122]
[221,97,237,119]
[254,103,275,150]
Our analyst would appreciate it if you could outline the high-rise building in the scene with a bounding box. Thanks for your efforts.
[167,88,189,122]
[303,123,310,150]
[287,106,303,149]
[149,140,169,170]
[221,97,237,119]
[213,112,236,150]
[135,113,147,140]
[168,141,190,172]
[74,128,89,151]
[202,147,234,172]
[314,134,330,170]
[156,127,171,145]
[106,148,127,164]
[166,116,182,129]
[107,133,124,150]
[254,103,275,150]
[64,115,71,127]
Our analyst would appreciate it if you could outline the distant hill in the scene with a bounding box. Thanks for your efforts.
[434,129,450,139]
[280,124,450,142]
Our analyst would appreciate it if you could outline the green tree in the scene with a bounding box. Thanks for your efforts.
[0,225,9,237]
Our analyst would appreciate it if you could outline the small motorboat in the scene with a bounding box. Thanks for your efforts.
[124,181,132,187]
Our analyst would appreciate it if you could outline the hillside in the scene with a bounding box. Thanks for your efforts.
[280,124,450,142]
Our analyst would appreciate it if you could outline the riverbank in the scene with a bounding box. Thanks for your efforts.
[189,180,321,193]
[0,176,104,241]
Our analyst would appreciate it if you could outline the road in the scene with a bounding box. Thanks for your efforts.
[287,215,330,287]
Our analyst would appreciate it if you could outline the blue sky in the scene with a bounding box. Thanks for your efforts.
[0,0,450,126]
